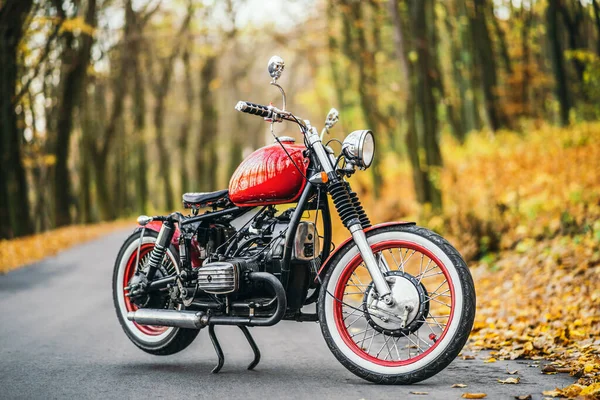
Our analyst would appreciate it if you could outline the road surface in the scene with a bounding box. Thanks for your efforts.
[0,231,573,399]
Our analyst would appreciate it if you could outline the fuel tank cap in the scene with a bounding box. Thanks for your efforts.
[277,136,295,143]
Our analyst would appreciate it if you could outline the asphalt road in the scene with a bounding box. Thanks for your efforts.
[0,230,574,400]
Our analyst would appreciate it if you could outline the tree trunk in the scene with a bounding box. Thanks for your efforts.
[547,0,571,126]
[469,0,509,131]
[0,0,35,239]
[339,0,383,196]
[127,0,149,214]
[197,55,219,192]
[149,7,192,207]
[593,0,600,56]
[53,0,97,227]
[389,0,443,210]
[521,5,533,117]
[178,45,193,193]
[489,5,512,75]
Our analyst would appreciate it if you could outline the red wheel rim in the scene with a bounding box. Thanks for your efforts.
[333,240,455,366]
[123,243,169,336]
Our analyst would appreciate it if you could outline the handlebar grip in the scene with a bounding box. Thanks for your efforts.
[235,101,273,119]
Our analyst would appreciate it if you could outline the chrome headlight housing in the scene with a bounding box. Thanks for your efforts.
[342,130,375,170]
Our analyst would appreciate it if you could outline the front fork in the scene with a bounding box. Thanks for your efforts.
[349,224,393,305]
[306,127,393,304]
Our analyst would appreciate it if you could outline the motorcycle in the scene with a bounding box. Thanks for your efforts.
[113,56,476,384]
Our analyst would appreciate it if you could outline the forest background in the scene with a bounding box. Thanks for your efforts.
[1,0,600,396]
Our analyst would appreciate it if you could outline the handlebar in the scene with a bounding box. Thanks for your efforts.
[235,100,306,130]
[235,101,274,119]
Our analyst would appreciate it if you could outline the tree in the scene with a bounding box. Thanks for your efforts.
[0,0,36,239]
[547,0,571,126]
[53,0,97,227]
[389,0,443,210]
[146,4,192,209]
[469,0,509,131]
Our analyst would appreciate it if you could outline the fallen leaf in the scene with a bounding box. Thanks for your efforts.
[507,369,519,375]
[484,357,497,363]
[462,394,487,399]
[409,392,428,395]
[498,377,520,384]
[462,355,476,360]
[514,395,531,400]
[542,389,562,397]
[452,383,468,388]
[541,365,557,374]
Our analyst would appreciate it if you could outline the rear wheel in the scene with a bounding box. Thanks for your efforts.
[318,225,475,384]
[112,230,199,355]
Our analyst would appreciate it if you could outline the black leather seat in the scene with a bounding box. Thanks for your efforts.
[182,189,229,208]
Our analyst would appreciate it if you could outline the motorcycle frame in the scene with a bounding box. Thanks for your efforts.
[143,155,333,313]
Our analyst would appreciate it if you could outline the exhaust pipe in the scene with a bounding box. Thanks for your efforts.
[127,272,287,329]
[127,309,207,329]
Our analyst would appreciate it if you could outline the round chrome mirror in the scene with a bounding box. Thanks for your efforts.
[268,55,285,82]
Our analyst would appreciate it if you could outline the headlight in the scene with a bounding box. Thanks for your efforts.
[342,130,375,169]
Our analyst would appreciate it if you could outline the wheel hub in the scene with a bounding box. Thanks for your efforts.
[362,270,429,336]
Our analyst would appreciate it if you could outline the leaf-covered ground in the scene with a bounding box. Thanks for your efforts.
[352,122,600,397]
[0,220,132,274]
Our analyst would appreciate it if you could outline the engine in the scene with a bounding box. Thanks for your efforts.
[194,208,320,309]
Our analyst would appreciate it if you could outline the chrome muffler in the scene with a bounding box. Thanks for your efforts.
[127,309,207,329]
[126,272,287,329]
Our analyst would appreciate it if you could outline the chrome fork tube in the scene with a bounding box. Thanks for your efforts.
[349,224,392,303]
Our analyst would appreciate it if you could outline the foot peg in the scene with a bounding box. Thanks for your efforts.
[207,324,261,373]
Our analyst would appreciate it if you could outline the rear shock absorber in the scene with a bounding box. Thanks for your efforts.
[145,220,175,281]
[344,182,371,229]
[328,180,360,229]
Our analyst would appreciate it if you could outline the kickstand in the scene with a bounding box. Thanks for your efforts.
[208,325,224,373]
[207,324,261,373]
[238,325,261,370]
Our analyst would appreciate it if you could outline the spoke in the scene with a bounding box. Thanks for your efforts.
[357,320,371,344]
[429,280,449,297]
[393,336,402,360]
[401,332,422,355]
[427,298,452,308]
[376,334,393,358]
[366,329,378,353]
[389,249,402,272]
[420,271,444,280]
[346,313,365,329]
[427,289,451,302]
[402,249,417,267]
[417,259,434,283]
[351,271,368,288]
[342,307,362,321]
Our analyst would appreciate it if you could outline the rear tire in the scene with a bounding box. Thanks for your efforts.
[317,224,475,384]
[112,230,199,355]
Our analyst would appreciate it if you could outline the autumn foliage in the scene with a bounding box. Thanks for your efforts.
[348,122,600,396]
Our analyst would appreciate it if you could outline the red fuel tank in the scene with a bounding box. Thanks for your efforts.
[228,142,309,206]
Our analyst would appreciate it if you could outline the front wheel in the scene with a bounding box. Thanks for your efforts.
[317,224,475,384]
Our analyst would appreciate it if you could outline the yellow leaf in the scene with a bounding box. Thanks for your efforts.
[484,357,497,363]
[452,384,468,388]
[542,389,562,397]
[498,377,520,384]
[462,394,487,399]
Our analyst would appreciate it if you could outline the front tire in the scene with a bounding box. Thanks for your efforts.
[112,230,199,355]
[317,225,476,384]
